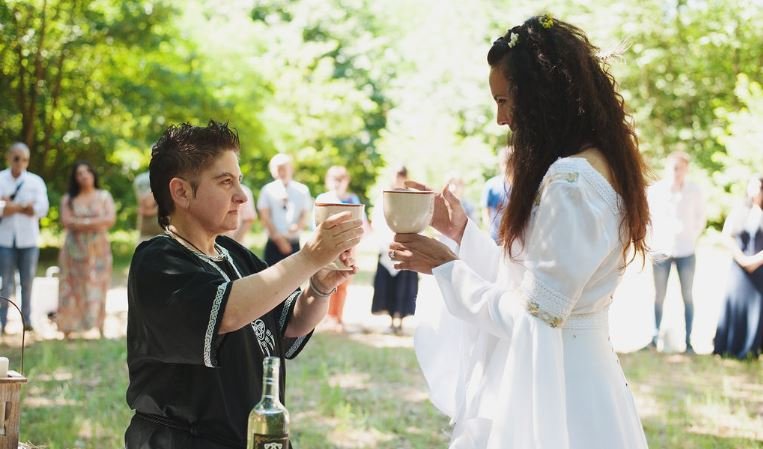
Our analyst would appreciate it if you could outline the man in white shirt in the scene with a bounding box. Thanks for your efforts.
[257,153,311,266]
[0,143,50,333]
[647,151,705,353]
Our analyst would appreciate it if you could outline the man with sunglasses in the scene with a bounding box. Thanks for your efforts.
[0,142,49,334]
[257,153,312,266]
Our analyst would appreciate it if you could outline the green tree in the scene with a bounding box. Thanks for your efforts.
[0,0,259,231]
[244,0,395,203]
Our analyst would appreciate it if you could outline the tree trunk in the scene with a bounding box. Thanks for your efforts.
[24,0,49,150]
[40,47,66,175]
[39,1,69,175]
[12,6,29,144]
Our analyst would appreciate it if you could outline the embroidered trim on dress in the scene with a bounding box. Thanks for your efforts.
[217,245,243,278]
[281,289,306,358]
[279,289,301,332]
[204,282,228,367]
[185,244,234,368]
[553,158,621,216]
[285,334,307,358]
[563,309,609,330]
[520,272,574,328]
[534,171,580,207]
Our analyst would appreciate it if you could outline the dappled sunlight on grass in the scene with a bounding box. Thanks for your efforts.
[622,350,763,448]
[1,322,760,448]
[329,371,372,390]
[629,384,665,421]
[346,332,414,349]
[33,369,74,382]
[689,402,763,440]
[288,333,450,448]
[327,426,395,449]
[24,396,78,408]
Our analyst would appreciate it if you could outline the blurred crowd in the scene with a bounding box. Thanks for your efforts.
[0,140,761,359]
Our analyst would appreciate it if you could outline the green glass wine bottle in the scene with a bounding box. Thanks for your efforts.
[247,356,290,449]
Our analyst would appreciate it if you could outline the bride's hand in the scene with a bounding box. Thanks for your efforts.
[389,233,457,275]
[405,180,468,244]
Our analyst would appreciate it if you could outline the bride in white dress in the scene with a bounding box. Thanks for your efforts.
[389,16,651,449]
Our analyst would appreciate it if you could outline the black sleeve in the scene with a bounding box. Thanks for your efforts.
[272,288,313,359]
[128,240,231,367]
[217,236,313,359]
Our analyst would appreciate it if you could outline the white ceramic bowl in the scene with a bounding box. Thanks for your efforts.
[383,189,435,233]
[314,202,365,270]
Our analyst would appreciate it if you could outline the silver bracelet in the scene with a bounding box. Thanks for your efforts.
[309,276,337,298]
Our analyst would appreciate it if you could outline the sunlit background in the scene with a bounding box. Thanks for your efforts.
[2,0,763,448]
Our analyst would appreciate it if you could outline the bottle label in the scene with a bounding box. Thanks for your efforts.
[252,433,289,449]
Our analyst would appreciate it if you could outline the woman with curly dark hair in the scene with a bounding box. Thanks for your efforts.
[55,161,116,339]
[390,16,650,448]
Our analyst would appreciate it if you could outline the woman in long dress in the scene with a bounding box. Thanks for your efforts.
[713,177,763,359]
[389,16,650,448]
[56,161,116,338]
[371,166,418,335]
[316,165,369,332]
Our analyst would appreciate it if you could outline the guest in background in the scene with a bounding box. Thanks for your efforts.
[481,146,511,243]
[713,176,763,359]
[446,174,478,222]
[371,166,418,335]
[55,161,116,338]
[257,153,312,266]
[315,165,367,332]
[224,183,257,246]
[0,142,49,334]
[134,171,163,243]
[647,151,706,353]
[439,175,478,253]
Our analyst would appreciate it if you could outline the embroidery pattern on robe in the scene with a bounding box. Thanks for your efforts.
[252,319,276,356]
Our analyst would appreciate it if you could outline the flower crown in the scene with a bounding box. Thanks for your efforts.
[496,16,554,50]
[507,32,519,48]
[539,15,554,29]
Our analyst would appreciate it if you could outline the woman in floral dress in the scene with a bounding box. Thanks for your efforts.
[55,161,115,338]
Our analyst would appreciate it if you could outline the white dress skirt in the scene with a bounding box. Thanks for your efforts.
[414,157,649,449]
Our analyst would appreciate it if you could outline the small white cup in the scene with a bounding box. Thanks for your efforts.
[313,202,365,270]
[0,357,9,377]
[383,189,435,233]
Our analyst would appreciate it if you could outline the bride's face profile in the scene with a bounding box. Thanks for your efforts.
[489,67,515,131]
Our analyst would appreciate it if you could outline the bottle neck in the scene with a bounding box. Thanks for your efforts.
[261,357,281,403]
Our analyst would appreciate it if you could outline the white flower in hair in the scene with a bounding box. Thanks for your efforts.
[508,32,519,48]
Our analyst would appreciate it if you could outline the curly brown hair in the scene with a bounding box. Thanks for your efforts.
[487,16,649,261]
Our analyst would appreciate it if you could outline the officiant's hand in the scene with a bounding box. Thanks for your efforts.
[405,180,468,244]
[389,233,457,275]
[311,259,357,292]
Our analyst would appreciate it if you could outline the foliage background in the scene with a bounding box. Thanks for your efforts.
[2,0,763,235]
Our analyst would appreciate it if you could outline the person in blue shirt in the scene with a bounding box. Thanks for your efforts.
[480,146,511,242]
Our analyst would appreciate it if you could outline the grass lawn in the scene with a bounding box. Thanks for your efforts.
[1,335,760,449]
[9,230,762,448]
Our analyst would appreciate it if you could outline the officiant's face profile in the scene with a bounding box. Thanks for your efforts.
[170,150,248,234]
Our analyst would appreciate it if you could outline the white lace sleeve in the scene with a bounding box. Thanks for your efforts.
[519,175,616,327]
[432,172,617,334]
